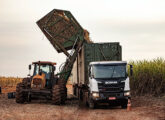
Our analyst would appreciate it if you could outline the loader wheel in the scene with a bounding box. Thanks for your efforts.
[60,86,67,104]
[16,83,25,103]
[52,85,67,105]
[52,85,61,105]
[22,78,31,88]
[65,87,67,100]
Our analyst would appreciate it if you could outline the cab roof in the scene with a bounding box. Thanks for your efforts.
[32,61,56,65]
[90,61,127,65]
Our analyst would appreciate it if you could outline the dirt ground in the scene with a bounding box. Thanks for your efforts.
[0,86,165,120]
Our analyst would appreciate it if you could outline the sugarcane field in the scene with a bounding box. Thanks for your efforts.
[0,1,165,120]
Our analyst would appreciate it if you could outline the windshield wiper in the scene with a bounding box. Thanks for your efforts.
[110,66,115,78]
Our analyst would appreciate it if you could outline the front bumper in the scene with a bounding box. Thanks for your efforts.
[92,92,130,103]
[22,88,52,99]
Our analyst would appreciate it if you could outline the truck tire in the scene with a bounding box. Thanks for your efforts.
[88,96,95,109]
[121,100,128,109]
[0,86,1,94]
[16,83,25,103]
[89,100,95,109]
[121,104,127,109]
[73,84,78,96]
[52,85,61,105]
[73,85,76,96]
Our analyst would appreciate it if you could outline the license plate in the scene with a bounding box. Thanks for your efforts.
[109,97,116,100]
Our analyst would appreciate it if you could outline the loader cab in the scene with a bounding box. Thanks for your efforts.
[30,61,56,89]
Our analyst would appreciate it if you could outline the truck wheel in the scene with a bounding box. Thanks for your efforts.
[121,104,127,109]
[89,101,95,109]
[52,85,61,105]
[16,83,25,103]
[73,85,77,96]
[121,100,128,109]
[88,98,95,109]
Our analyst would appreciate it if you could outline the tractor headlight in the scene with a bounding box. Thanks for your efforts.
[124,91,131,96]
[92,92,99,98]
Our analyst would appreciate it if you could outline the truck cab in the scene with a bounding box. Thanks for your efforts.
[88,61,132,108]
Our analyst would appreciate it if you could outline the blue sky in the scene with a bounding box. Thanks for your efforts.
[0,0,165,77]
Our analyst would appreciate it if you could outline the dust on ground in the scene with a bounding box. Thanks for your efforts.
[0,86,165,120]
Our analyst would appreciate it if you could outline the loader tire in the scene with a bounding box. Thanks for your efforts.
[57,80,67,104]
[16,83,25,103]
[60,86,67,104]
[22,78,31,88]
[52,85,61,105]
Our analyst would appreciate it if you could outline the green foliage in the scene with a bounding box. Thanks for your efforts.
[129,58,165,96]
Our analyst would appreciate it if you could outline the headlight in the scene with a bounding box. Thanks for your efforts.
[92,92,99,98]
[124,91,131,96]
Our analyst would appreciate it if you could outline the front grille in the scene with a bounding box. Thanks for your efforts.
[104,82,125,88]
[100,93,123,98]
[33,78,42,85]
[105,87,121,92]
[98,81,125,92]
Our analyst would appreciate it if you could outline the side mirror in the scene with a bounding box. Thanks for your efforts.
[91,74,94,79]
[29,64,31,70]
[53,66,56,72]
[88,66,92,78]
[28,64,32,77]
[89,71,94,79]
[88,71,91,78]
[130,65,133,76]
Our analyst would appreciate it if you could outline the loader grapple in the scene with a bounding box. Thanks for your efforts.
[37,9,84,54]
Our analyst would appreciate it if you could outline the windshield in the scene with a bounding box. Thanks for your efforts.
[33,64,52,79]
[92,64,126,79]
